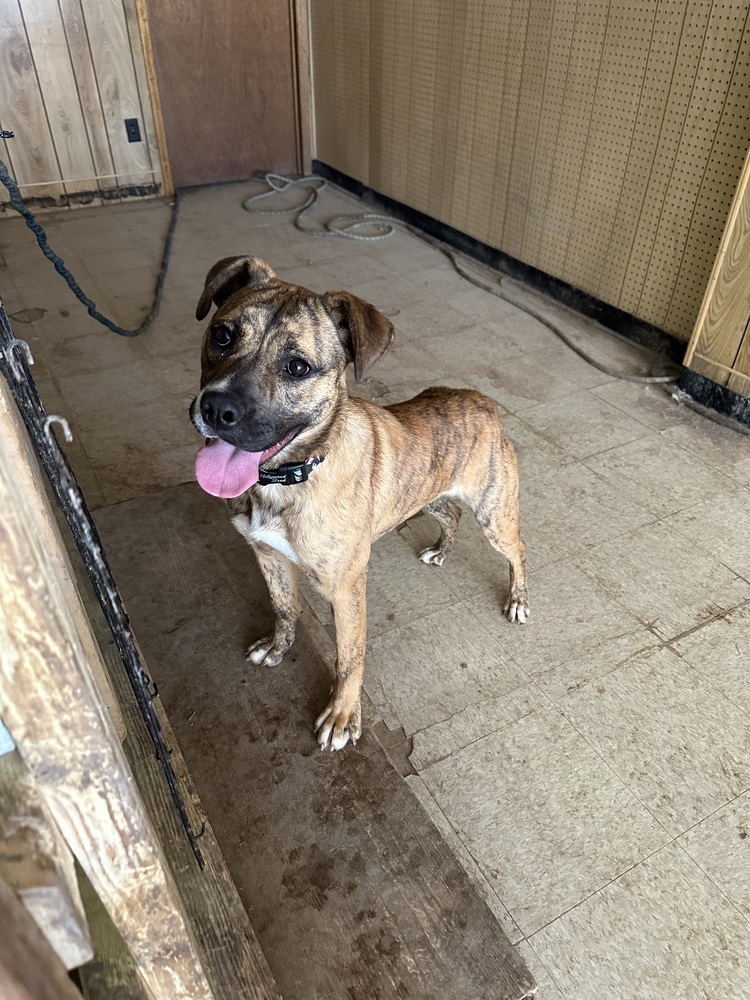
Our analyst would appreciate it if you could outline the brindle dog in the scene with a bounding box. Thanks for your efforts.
[190,256,529,751]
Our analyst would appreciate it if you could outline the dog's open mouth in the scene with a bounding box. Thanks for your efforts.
[195,428,299,498]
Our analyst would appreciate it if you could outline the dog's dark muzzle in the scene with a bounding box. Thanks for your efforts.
[194,389,278,449]
[199,388,246,432]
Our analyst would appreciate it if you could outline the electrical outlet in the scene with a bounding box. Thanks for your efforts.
[124,118,142,143]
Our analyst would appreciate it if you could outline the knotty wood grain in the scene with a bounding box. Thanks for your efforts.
[0,874,84,1000]
[0,378,212,1000]
[0,750,92,969]
[685,146,750,388]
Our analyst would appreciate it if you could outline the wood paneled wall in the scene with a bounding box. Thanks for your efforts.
[311,0,750,343]
[685,146,750,395]
[0,0,163,208]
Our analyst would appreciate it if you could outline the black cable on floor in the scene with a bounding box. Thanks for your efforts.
[0,139,177,338]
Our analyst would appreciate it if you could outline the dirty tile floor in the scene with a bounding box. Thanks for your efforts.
[2,181,750,998]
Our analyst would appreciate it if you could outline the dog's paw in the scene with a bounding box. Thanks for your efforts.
[315,699,362,751]
[503,597,530,624]
[419,546,446,567]
[246,635,287,666]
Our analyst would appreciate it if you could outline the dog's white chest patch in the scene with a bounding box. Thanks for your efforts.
[231,513,301,565]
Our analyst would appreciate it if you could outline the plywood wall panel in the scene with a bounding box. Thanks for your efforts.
[312,0,750,343]
[1,0,62,203]
[684,144,750,390]
[78,0,153,189]
[1,0,162,208]
[460,1,513,245]
[57,0,117,194]
[536,1,610,279]
[564,1,655,295]
[520,0,577,267]
[21,0,98,202]
[666,2,750,335]
[502,0,554,261]
[598,0,686,309]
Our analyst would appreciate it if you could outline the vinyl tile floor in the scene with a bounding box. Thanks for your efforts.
[3,182,750,999]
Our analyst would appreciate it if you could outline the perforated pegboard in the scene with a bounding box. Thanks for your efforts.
[311,0,750,342]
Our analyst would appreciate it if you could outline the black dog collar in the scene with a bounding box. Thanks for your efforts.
[258,455,325,486]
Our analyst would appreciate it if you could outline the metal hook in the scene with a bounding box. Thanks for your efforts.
[43,414,73,444]
[2,337,34,380]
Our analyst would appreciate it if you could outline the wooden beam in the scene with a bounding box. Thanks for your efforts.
[0,749,92,970]
[0,378,212,1000]
[684,145,750,377]
[132,0,174,196]
[0,874,84,1000]
[291,0,314,174]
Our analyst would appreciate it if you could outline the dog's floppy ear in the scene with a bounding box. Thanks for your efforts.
[196,256,276,320]
[322,290,394,381]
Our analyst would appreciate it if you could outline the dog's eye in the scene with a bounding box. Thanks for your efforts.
[211,324,234,350]
[285,358,311,378]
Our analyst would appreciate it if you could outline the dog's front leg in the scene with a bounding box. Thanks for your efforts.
[246,542,299,666]
[315,572,367,751]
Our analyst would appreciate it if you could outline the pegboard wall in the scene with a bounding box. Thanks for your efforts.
[310,0,750,342]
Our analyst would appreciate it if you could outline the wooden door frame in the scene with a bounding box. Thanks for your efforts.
[133,0,313,193]
[291,0,314,175]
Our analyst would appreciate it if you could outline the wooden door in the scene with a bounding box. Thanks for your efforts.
[144,0,299,187]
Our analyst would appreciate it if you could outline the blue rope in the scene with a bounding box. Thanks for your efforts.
[0,148,178,338]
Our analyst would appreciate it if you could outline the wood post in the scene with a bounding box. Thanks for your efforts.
[0,377,213,1000]
[0,875,84,1000]
[0,750,92,970]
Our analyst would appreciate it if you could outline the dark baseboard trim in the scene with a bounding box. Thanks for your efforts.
[678,369,750,429]
[313,159,686,363]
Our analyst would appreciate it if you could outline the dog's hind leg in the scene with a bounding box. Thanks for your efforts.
[246,542,300,665]
[470,477,529,624]
[418,496,462,566]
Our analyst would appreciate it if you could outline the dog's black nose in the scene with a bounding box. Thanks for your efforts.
[200,390,245,430]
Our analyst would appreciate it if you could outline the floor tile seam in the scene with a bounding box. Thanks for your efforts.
[577,445,741,511]
[649,436,750,498]
[566,514,666,579]
[407,772,520,932]
[528,635,660,701]
[549,696,677,839]
[675,787,750,845]
[410,679,553,770]
[663,597,750,653]
[523,836,678,940]
[364,592,462,643]
[515,939,572,1000]
[671,837,750,930]
[499,380,606,422]
[454,594,539,684]
[658,430,750,486]
[555,668,750,843]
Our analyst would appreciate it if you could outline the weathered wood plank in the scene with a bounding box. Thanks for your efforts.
[22,0,98,202]
[94,481,536,1000]
[77,0,154,189]
[0,0,62,202]
[127,0,171,195]
[0,874,84,1000]
[0,377,212,1000]
[0,749,92,970]
[684,145,750,384]
[57,0,117,195]
[65,554,282,1000]
[77,865,151,1000]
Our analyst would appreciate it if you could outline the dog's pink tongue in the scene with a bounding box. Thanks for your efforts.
[195,439,262,498]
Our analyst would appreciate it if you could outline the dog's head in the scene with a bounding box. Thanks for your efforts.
[190,255,394,498]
